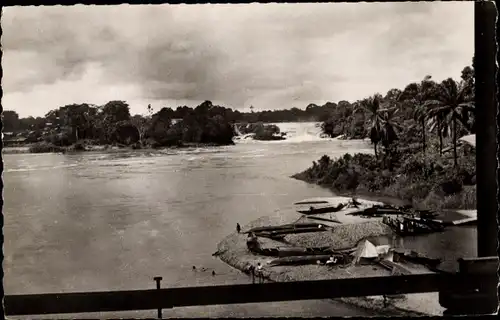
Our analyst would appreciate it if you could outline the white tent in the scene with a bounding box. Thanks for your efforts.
[352,240,379,265]
[376,245,391,256]
[458,134,476,148]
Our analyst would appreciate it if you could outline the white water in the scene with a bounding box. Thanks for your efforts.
[234,122,335,144]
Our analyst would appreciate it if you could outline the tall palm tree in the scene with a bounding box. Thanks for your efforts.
[426,111,449,156]
[460,65,475,133]
[425,78,473,166]
[378,107,402,170]
[379,107,401,149]
[401,75,438,154]
[354,94,383,159]
[413,104,428,152]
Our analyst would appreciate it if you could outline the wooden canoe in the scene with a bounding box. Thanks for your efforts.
[268,254,338,266]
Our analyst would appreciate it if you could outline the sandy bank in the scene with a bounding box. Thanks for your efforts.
[216,211,445,316]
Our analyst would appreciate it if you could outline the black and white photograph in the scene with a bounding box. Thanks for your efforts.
[1,1,498,318]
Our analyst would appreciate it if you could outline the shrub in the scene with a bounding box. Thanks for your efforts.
[29,142,63,153]
[398,180,434,202]
[442,186,477,209]
[131,142,142,149]
[73,142,86,151]
[332,170,360,191]
[418,190,446,211]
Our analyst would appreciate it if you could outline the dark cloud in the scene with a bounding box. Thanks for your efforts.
[2,2,473,117]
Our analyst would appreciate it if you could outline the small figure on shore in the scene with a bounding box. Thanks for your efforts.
[256,263,263,283]
[251,265,256,283]
[236,223,241,233]
[245,264,256,284]
[212,270,216,276]
[192,266,196,271]
[351,197,361,208]
[326,256,337,266]
[246,232,259,250]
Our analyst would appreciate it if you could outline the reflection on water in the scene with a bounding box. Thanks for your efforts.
[368,225,476,273]
[2,126,476,317]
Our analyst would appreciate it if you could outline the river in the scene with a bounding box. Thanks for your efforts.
[2,122,476,317]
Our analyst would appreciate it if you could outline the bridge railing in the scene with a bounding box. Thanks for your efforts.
[3,259,498,316]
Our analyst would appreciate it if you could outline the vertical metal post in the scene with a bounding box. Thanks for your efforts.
[474,1,498,258]
[154,277,163,319]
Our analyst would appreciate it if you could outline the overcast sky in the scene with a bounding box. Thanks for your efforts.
[2,2,473,117]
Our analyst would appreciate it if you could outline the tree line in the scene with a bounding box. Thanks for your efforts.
[2,100,341,148]
[2,61,474,154]
[320,62,475,167]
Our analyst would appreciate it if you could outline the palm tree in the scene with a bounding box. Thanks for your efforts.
[401,75,437,154]
[426,105,454,156]
[354,94,383,159]
[379,107,401,149]
[460,65,475,133]
[425,78,474,166]
[412,104,428,152]
[378,107,402,170]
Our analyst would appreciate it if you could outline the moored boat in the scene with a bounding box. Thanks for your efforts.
[258,226,329,236]
[297,203,345,215]
[268,254,343,266]
[245,223,324,234]
[382,216,445,235]
[253,246,336,257]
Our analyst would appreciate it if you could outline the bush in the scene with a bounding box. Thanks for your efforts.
[29,142,63,153]
[44,132,73,146]
[332,170,360,190]
[442,186,477,209]
[131,142,143,149]
[251,123,284,141]
[399,180,434,201]
[73,142,86,151]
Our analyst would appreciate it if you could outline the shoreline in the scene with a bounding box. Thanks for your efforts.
[293,173,476,212]
[215,208,445,316]
[2,142,235,155]
[291,149,477,212]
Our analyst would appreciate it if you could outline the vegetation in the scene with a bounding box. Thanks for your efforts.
[1,99,354,152]
[2,100,243,152]
[293,61,476,210]
[2,60,477,206]
[236,122,285,141]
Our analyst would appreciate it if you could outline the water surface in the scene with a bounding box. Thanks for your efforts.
[2,122,476,317]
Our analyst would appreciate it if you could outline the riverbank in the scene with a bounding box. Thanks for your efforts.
[292,145,476,211]
[2,141,235,154]
[215,206,445,316]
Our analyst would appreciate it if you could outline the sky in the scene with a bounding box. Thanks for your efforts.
[2,2,474,118]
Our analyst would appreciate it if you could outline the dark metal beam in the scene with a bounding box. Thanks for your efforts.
[4,273,494,316]
[474,0,498,257]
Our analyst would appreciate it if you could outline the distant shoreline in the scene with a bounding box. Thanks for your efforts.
[2,142,234,155]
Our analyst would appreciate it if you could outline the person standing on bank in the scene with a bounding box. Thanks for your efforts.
[248,264,255,284]
[236,223,241,233]
[256,263,263,283]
